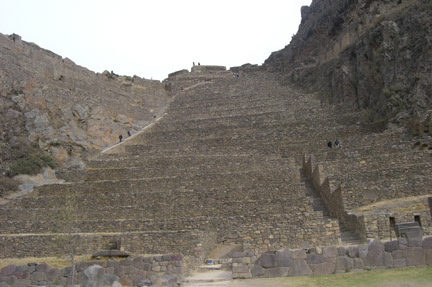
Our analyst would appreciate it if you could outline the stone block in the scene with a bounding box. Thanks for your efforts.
[120,259,133,266]
[83,265,105,287]
[251,265,265,277]
[276,249,292,259]
[322,246,338,258]
[278,257,291,267]
[398,237,408,246]
[107,260,119,268]
[289,259,312,276]
[30,271,45,281]
[256,253,277,268]
[263,267,289,278]
[347,246,359,258]
[423,237,432,249]
[15,265,28,273]
[359,244,369,258]
[392,249,407,260]
[393,258,407,268]
[162,255,172,261]
[0,265,16,276]
[408,238,423,248]
[336,256,354,271]
[14,279,32,286]
[406,247,425,266]
[309,262,335,275]
[364,240,384,267]
[233,266,249,273]
[337,247,347,256]
[425,249,432,265]
[104,273,120,285]
[233,252,247,258]
[383,252,393,267]
[291,249,307,259]
[354,258,364,269]
[384,240,399,253]
[306,254,328,265]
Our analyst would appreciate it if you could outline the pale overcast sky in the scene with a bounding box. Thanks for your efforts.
[0,0,311,80]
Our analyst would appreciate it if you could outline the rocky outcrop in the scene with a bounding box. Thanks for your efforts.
[265,0,432,124]
[0,33,171,195]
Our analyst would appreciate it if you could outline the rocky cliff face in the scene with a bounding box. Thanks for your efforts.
[0,33,170,195]
[265,0,432,124]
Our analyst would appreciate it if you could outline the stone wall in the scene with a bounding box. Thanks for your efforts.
[303,153,432,242]
[232,237,432,279]
[303,154,367,241]
[363,210,432,240]
[0,254,183,287]
[0,231,214,259]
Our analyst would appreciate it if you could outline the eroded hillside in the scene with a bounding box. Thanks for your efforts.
[265,0,432,124]
[0,33,171,196]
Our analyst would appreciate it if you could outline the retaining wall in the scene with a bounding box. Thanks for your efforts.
[0,254,183,287]
[233,237,432,279]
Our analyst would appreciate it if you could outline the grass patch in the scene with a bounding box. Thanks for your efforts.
[0,255,92,269]
[231,267,432,287]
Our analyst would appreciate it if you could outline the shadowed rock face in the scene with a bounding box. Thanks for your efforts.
[0,33,170,193]
[264,0,432,124]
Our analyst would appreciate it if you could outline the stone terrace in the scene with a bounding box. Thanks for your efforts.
[1,67,431,263]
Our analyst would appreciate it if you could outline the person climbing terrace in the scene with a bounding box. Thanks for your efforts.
[327,140,332,149]
[119,134,123,143]
[335,139,342,148]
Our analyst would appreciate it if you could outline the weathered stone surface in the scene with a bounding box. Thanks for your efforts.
[383,252,393,267]
[392,250,407,260]
[336,256,354,271]
[384,240,399,253]
[354,258,364,269]
[393,258,407,268]
[278,258,292,267]
[347,246,359,258]
[337,247,347,256]
[364,240,384,266]
[406,247,426,266]
[423,237,432,249]
[263,267,289,278]
[322,246,338,258]
[256,253,277,268]
[276,249,292,259]
[309,262,335,275]
[291,250,307,259]
[83,265,105,287]
[0,265,16,276]
[358,244,368,258]
[306,254,328,265]
[289,260,312,277]
[251,265,265,277]
[425,249,432,266]
[408,238,423,248]
[104,273,120,285]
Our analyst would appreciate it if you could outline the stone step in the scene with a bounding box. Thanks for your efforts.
[0,230,203,259]
[0,197,324,222]
[8,185,308,209]
[85,154,286,170]
[0,213,319,234]
[36,171,302,195]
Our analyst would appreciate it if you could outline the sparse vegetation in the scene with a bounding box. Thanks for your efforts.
[8,151,55,176]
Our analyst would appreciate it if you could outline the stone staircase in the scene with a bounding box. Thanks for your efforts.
[1,69,431,272]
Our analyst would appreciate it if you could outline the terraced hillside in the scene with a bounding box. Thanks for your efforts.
[1,68,431,265]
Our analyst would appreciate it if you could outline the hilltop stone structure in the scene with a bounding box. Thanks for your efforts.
[1,0,432,286]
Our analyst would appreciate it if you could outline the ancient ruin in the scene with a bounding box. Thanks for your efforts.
[1,0,432,286]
